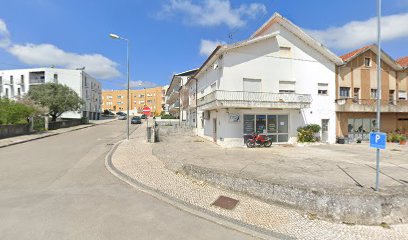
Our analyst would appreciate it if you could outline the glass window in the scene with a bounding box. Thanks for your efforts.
[267,115,277,133]
[371,89,377,99]
[364,58,371,67]
[339,87,350,97]
[399,91,407,100]
[256,115,267,133]
[277,115,288,133]
[318,83,328,95]
[243,115,255,134]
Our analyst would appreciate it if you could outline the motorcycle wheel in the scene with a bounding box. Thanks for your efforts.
[264,141,272,147]
[246,141,255,148]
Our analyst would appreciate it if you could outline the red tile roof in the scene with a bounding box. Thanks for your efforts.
[340,45,373,61]
[397,56,408,67]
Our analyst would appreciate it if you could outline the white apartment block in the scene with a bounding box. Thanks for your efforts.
[0,68,102,120]
[191,13,343,147]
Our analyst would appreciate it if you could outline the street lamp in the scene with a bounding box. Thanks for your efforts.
[109,33,130,140]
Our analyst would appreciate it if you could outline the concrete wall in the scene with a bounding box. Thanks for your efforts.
[0,124,30,139]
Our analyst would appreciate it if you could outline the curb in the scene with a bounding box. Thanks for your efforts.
[0,119,117,149]
[105,140,293,240]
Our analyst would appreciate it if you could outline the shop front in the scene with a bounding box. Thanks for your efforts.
[243,114,289,143]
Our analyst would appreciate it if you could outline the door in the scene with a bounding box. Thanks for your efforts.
[321,119,329,143]
[213,118,217,142]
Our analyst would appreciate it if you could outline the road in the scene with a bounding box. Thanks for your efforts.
[0,121,254,240]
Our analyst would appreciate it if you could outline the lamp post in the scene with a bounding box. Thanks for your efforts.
[110,33,130,140]
[375,0,382,191]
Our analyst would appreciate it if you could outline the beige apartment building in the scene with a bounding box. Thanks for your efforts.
[336,45,408,140]
[102,86,167,116]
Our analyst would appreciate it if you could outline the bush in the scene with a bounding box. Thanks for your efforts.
[0,98,35,125]
[297,124,321,143]
[161,114,177,119]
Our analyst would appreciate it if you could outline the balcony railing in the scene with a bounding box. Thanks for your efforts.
[198,90,312,109]
[335,98,408,112]
[29,79,45,85]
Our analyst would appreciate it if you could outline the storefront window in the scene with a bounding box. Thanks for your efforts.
[256,115,266,133]
[243,114,289,143]
[243,115,255,134]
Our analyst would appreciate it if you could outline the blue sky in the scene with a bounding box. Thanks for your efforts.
[0,0,407,90]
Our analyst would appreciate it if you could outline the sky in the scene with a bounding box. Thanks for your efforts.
[0,0,407,90]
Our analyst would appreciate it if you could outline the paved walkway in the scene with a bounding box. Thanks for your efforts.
[109,125,408,239]
[0,118,117,148]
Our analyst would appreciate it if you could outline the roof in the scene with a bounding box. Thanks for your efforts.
[397,56,408,68]
[192,13,344,80]
[339,44,402,70]
[340,45,372,61]
[250,12,343,65]
[175,68,199,77]
[166,68,199,96]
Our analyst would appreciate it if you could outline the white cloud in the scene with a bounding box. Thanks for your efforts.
[7,43,120,79]
[159,0,267,28]
[200,39,225,56]
[0,19,120,79]
[125,80,157,89]
[308,13,408,49]
[0,19,11,48]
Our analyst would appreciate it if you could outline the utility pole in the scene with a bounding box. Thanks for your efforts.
[375,0,382,191]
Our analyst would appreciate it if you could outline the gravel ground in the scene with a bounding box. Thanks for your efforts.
[110,125,408,239]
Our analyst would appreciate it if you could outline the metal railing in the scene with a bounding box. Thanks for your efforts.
[198,90,312,106]
[335,98,408,112]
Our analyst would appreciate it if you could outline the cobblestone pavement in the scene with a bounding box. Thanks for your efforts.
[110,125,408,239]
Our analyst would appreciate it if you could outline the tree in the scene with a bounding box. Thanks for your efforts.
[0,98,35,125]
[27,83,84,121]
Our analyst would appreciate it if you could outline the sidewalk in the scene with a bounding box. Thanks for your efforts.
[0,118,117,148]
[107,124,408,240]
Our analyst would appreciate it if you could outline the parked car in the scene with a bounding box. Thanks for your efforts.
[141,114,147,119]
[116,112,125,116]
[131,116,142,124]
[118,114,127,120]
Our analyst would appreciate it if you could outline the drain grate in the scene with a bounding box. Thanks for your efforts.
[211,195,239,210]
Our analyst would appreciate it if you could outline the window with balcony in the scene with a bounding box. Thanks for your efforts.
[10,75,14,84]
[317,83,328,95]
[399,91,407,100]
[364,58,371,67]
[370,89,378,99]
[353,88,360,103]
[243,78,261,92]
[210,82,216,91]
[279,81,295,93]
[339,87,350,98]
[389,90,396,104]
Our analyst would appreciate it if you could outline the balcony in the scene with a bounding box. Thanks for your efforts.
[197,90,312,110]
[335,98,408,112]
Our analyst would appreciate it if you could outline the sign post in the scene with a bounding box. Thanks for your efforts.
[370,132,386,191]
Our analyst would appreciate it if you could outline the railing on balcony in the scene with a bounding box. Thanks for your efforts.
[198,90,312,109]
[29,79,45,85]
[335,98,408,112]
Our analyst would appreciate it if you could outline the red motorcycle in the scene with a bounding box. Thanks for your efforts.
[246,133,273,148]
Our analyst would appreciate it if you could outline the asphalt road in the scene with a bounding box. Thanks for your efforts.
[0,120,254,240]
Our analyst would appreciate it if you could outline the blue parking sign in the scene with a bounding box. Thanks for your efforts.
[369,132,386,149]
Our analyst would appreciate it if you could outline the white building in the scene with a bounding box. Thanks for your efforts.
[166,69,198,121]
[0,68,102,120]
[192,13,343,147]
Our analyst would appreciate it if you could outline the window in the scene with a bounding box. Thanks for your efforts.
[107,95,113,99]
[117,95,123,98]
[139,94,145,98]
[21,75,24,81]
[210,82,216,91]
[364,58,371,67]
[370,89,378,99]
[10,75,13,84]
[279,46,291,58]
[399,91,407,100]
[147,100,153,103]
[389,90,395,104]
[243,78,261,92]
[243,114,289,143]
[339,87,350,98]
[84,77,88,86]
[139,101,145,104]
[278,81,295,93]
[53,74,58,80]
[117,101,123,105]
[5,88,9,98]
[318,83,328,95]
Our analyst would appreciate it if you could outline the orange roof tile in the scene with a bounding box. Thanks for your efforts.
[397,56,408,67]
[340,45,373,61]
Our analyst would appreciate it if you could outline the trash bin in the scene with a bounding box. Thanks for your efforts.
[337,137,345,144]
[147,127,152,142]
